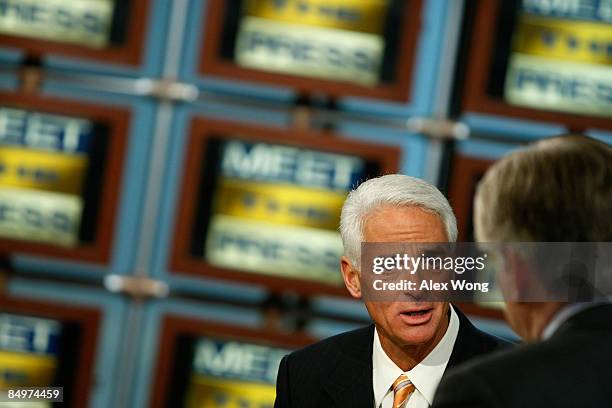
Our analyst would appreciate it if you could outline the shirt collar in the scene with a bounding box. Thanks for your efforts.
[541,302,608,340]
[372,305,460,407]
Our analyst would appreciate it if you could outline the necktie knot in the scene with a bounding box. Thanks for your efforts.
[392,374,415,408]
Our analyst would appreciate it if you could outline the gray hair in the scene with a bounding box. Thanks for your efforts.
[475,134,612,242]
[340,174,458,267]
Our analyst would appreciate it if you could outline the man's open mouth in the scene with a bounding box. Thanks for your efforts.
[402,310,431,317]
[398,308,434,324]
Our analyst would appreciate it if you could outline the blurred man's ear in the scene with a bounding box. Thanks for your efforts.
[503,249,533,301]
[341,256,362,299]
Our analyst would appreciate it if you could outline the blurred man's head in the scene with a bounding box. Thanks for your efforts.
[339,174,457,364]
[474,135,612,340]
[475,135,611,242]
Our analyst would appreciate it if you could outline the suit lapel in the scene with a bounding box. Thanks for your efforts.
[445,306,501,371]
[322,325,375,408]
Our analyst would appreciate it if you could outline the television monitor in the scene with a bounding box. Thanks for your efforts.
[199,0,424,101]
[460,0,612,130]
[0,0,149,65]
[0,297,100,407]
[171,119,400,295]
[151,316,310,408]
[0,92,128,263]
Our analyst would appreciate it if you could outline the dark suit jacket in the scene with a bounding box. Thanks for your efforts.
[432,303,612,408]
[274,307,509,408]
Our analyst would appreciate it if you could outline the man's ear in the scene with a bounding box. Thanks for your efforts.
[341,256,362,299]
[503,249,532,301]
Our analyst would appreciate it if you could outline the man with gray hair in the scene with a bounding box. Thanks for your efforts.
[432,135,612,408]
[275,174,508,408]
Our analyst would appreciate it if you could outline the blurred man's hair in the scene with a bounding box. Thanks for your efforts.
[475,135,611,301]
[475,135,612,243]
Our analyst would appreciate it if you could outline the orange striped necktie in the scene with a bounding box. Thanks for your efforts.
[392,374,415,408]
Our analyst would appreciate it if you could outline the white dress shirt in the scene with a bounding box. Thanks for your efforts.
[541,302,609,340]
[372,305,460,408]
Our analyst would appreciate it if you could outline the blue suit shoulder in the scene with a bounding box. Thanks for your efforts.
[433,328,612,408]
[283,325,373,371]
[274,325,373,408]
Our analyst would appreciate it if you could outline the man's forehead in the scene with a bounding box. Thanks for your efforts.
[363,205,447,243]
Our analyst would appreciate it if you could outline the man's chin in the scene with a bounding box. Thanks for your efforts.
[393,326,438,347]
